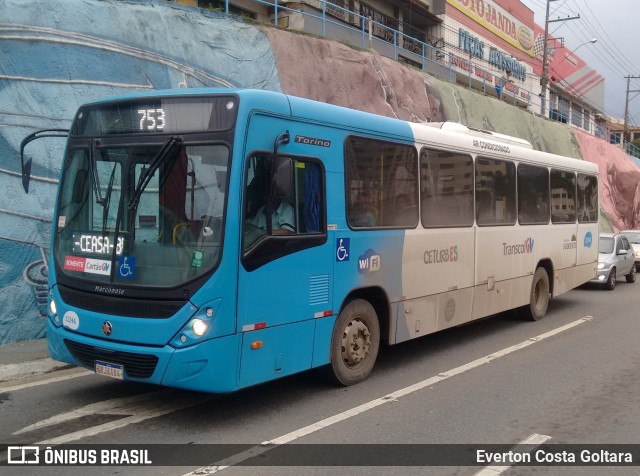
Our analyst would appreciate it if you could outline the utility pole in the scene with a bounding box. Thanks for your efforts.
[622,75,640,147]
[539,0,580,117]
[540,0,552,117]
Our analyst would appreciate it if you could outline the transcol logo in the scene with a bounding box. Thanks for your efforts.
[358,249,381,275]
[503,237,534,256]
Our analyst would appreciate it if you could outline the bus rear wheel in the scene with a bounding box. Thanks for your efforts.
[520,267,550,321]
[328,299,380,386]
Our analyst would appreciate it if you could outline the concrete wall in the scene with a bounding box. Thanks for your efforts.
[0,0,635,343]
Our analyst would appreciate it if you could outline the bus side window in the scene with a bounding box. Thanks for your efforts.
[577,173,598,223]
[421,147,473,228]
[345,136,418,229]
[550,169,576,223]
[242,155,324,252]
[517,164,549,225]
[475,157,516,226]
[297,161,322,233]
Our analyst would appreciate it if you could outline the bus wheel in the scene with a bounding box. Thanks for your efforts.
[329,299,380,386]
[521,267,550,321]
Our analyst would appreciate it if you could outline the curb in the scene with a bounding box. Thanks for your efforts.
[0,358,72,383]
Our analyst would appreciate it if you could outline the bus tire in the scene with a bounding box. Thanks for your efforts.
[328,299,380,386]
[521,267,550,321]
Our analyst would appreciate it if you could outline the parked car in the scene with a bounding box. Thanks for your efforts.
[590,233,636,290]
[620,230,640,271]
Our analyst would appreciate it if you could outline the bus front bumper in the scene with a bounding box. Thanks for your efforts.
[47,319,241,393]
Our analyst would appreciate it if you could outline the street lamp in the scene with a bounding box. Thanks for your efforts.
[573,37,598,52]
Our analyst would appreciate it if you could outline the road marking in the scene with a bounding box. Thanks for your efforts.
[0,369,91,393]
[14,391,174,434]
[474,433,552,475]
[12,390,211,445]
[184,316,592,474]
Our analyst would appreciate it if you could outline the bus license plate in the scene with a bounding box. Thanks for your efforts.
[95,360,124,380]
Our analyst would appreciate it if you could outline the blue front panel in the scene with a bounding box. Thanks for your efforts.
[47,319,242,393]
[51,286,197,345]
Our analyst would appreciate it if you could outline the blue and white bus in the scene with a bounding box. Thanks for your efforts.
[21,89,599,393]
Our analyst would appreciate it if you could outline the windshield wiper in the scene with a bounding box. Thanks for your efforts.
[88,138,108,207]
[128,135,183,211]
[102,164,118,233]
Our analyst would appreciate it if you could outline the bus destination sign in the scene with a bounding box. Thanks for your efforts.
[72,234,125,256]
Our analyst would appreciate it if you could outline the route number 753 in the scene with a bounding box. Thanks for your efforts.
[138,108,166,131]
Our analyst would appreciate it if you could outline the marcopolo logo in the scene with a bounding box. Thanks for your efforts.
[503,237,534,255]
[358,249,381,275]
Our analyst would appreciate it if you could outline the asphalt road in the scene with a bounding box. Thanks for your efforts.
[2,278,640,476]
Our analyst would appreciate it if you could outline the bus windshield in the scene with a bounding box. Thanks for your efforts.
[55,140,229,288]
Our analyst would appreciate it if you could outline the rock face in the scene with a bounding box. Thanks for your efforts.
[263,28,441,122]
[573,129,640,232]
[0,0,638,342]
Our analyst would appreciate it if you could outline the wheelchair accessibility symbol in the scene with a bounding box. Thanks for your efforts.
[118,256,136,279]
[336,238,350,262]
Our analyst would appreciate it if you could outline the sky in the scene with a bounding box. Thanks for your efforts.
[523,0,640,123]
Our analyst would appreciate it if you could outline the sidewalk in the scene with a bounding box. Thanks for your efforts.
[0,338,71,383]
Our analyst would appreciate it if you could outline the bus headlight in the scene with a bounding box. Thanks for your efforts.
[49,298,58,316]
[170,301,220,348]
[192,318,208,337]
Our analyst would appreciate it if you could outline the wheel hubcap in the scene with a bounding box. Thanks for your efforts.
[341,318,371,368]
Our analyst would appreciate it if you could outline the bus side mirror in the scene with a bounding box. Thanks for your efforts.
[19,128,69,194]
[21,156,33,194]
[272,157,293,199]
